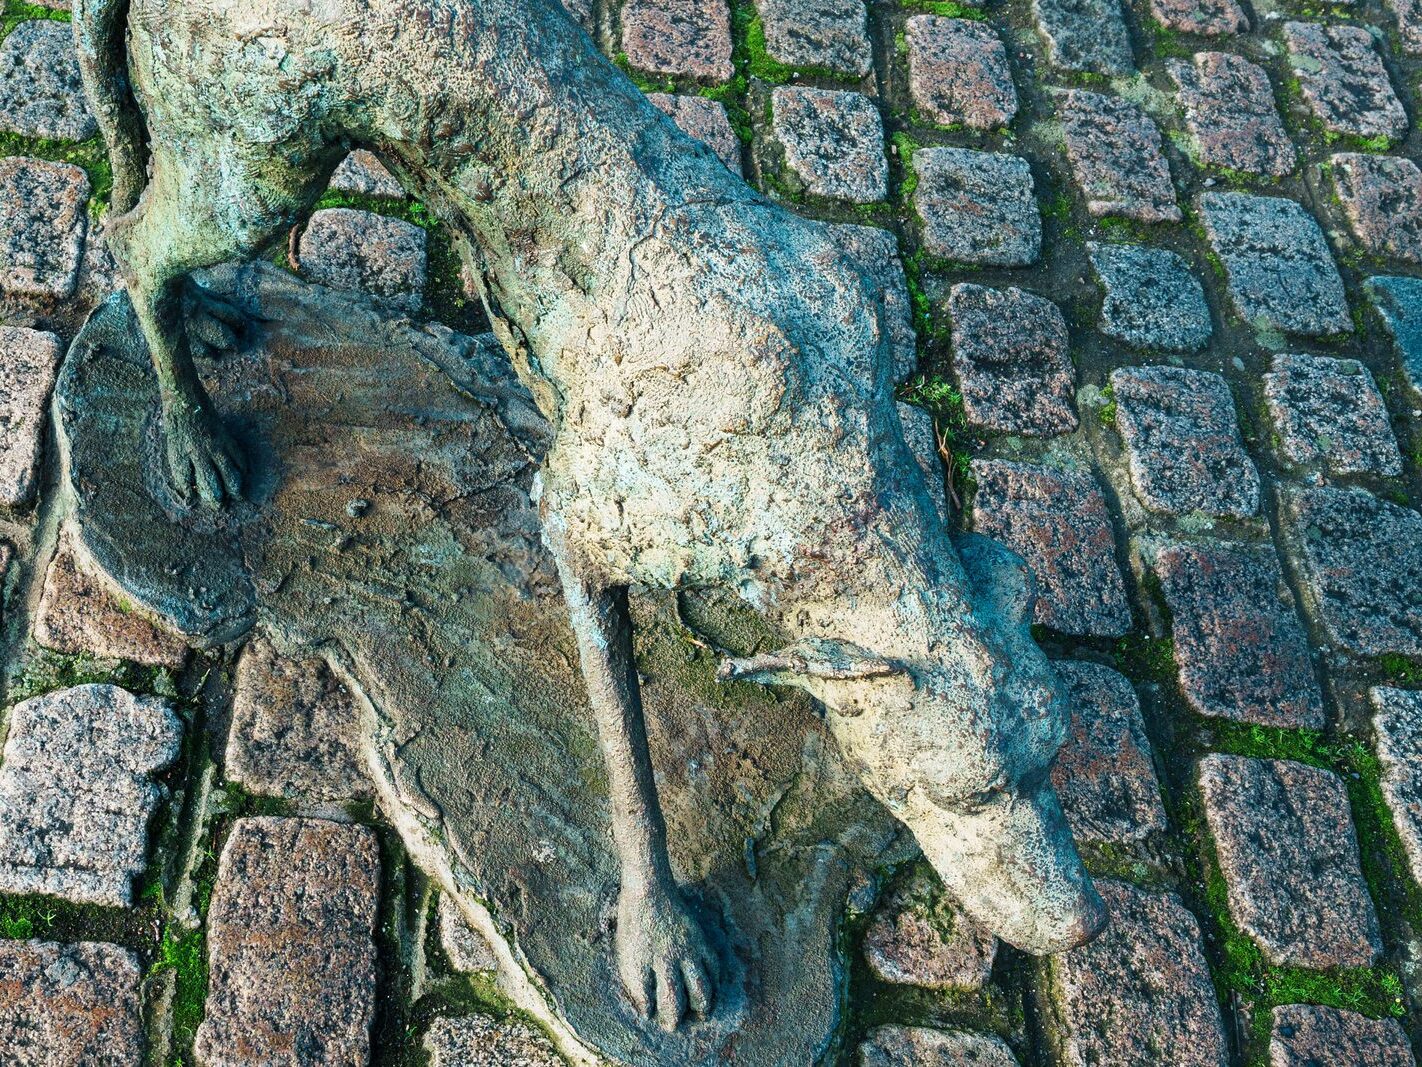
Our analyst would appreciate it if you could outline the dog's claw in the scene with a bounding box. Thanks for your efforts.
[617,885,718,1030]
[184,280,252,358]
[163,400,245,507]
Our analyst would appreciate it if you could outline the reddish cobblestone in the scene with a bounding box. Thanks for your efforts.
[913,148,1041,266]
[969,460,1131,637]
[758,0,872,76]
[860,1026,1021,1066]
[1152,540,1324,729]
[1330,153,1422,264]
[863,866,998,991]
[1199,755,1382,969]
[905,16,1018,130]
[621,0,734,80]
[1371,686,1422,892]
[0,940,145,1065]
[1270,1005,1416,1067]
[0,326,63,508]
[648,93,742,173]
[1058,90,1179,223]
[1284,22,1408,142]
[299,208,427,311]
[771,87,887,203]
[1169,53,1295,178]
[0,156,90,300]
[1151,0,1247,35]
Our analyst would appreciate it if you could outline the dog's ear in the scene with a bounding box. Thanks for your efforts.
[717,637,904,689]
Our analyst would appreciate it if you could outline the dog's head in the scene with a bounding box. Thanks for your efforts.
[720,534,1105,954]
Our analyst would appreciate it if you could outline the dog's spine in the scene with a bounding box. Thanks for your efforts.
[73,0,147,216]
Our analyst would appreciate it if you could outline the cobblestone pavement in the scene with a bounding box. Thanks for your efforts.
[0,0,1421,1062]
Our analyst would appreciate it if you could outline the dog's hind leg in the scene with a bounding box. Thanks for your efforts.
[550,544,719,1031]
[106,139,330,506]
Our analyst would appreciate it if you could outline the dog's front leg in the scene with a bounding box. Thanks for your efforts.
[553,555,718,1030]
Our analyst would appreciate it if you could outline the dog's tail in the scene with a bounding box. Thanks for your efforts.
[73,0,146,215]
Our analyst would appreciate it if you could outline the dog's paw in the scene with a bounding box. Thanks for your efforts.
[184,279,253,359]
[616,884,718,1031]
[163,400,246,507]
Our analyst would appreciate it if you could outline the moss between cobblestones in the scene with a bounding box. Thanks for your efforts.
[899,0,986,19]
[1,0,68,38]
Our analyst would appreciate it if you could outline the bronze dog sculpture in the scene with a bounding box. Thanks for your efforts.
[76,0,1105,1031]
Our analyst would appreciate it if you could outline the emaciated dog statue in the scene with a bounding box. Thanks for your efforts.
[75,0,1106,1032]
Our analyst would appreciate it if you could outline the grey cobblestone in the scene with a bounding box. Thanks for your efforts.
[969,460,1131,637]
[1109,365,1260,519]
[758,0,872,76]
[1263,353,1401,477]
[771,87,886,203]
[1150,0,1247,35]
[1169,53,1295,178]
[1197,192,1350,337]
[859,1025,1020,1066]
[1058,90,1179,223]
[0,21,96,141]
[863,866,998,991]
[426,1014,567,1066]
[948,284,1076,436]
[1330,153,1422,264]
[1052,662,1167,844]
[1279,485,1422,657]
[1284,21,1408,143]
[328,150,406,199]
[0,157,90,301]
[195,817,381,1067]
[0,326,63,509]
[1387,0,1422,53]
[905,17,1017,130]
[1370,686,1422,892]
[439,894,499,972]
[1031,0,1134,75]
[1151,540,1324,728]
[913,148,1040,267]
[0,685,181,906]
[1270,1005,1416,1067]
[0,940,145,1066]
[1048,880,1228,1067]
[1088,242,1212,352]
[1199,755,1382,969]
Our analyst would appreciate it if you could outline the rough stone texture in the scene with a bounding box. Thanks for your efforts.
[1371,687,1422,892]
[34,533,190,668]
[858,1025,1021,1066]
[1198,755,1382,969]
[0,21,96,141]
[1051,662,1166,844]
[648,93,742,173]
[1152,541,1324,729]
[0,326,63,508]
[830,223,916,382]
[1109,365,1260,518]
[1270,1005,1417,1067]
[621,0,734,80]
[439,894,500,972]
[1088,243,1212,351]
[947,284,1076,436]
[863,866,998,991]
[969,460,1131,638]
[1263,353,1401,477]
[1197,192,1351,337]
[1058,90,1179,222]
[905,17,1017,130]
[1389,0,1422,53]
[897,401,949,523]
[0,685,181,906]
[426,1015,567,1066]
[1284,22,1407,142]
[1031,0,1134,75]
[771,87,886,203]
[298,208,427,311]
[1150,0,1247,35]
[227,637,373,804]
[195,817,381,1067]
[913,148,1040,266]
[1330,153,1422,264]
[0,940,145,1065]
[1169,53,1295,178]
[1049,880,1228,1067]
[1367,274,1422,395]
[758,0,872,76]
[0,157,90,300]
[1279,486,1422,657]
[328,149,406,198]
